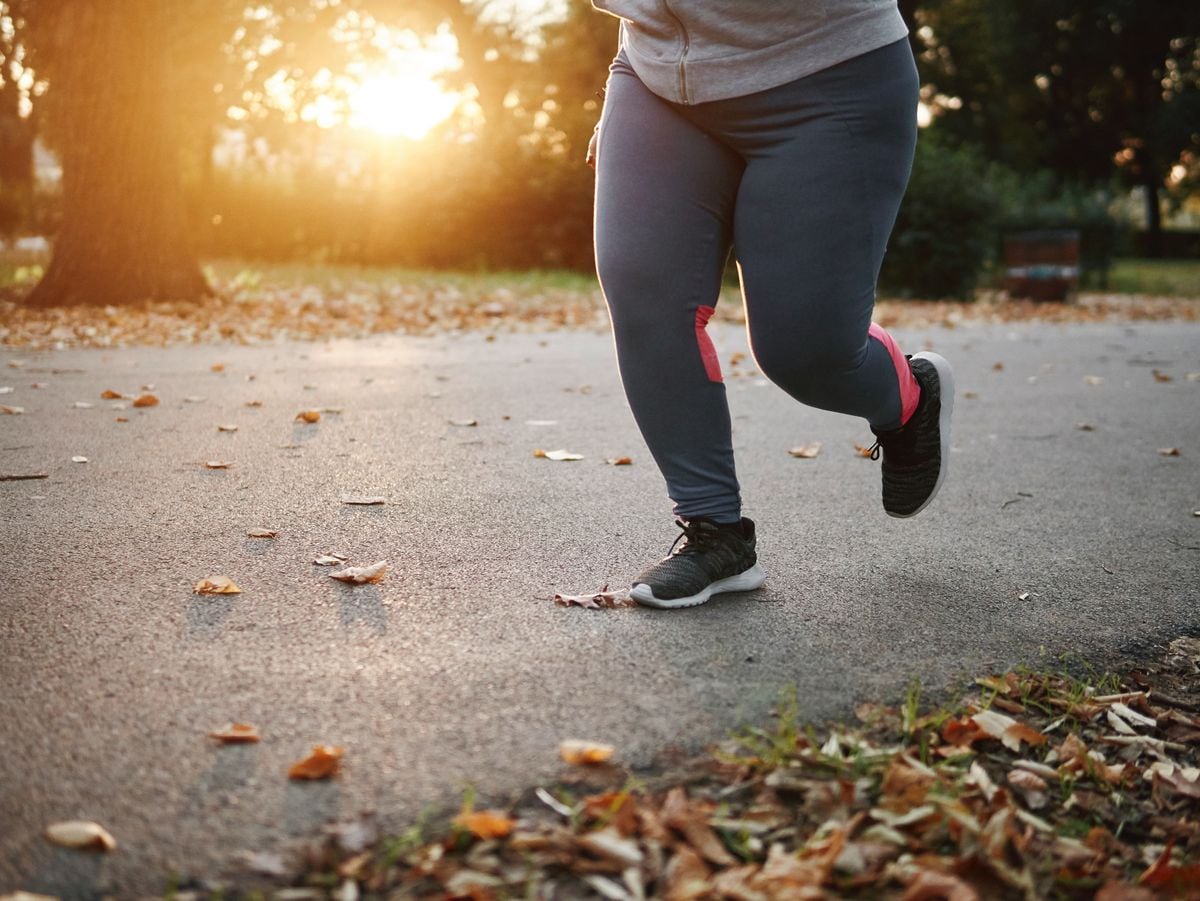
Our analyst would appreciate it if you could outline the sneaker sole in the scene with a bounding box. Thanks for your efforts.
[889,350,955,519]
[630,563,767,610]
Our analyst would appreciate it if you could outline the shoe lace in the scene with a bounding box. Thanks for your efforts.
[668,518,723,556]
[867,440,882,461]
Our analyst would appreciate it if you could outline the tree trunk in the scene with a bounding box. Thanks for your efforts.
[1141,168,1163,260]
[24,1,210,308]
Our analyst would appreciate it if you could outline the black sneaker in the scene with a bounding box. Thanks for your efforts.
[868,351,955,518]
[630,517,766,609]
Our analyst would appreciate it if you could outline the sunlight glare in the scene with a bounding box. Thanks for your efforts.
[348,70,460,140]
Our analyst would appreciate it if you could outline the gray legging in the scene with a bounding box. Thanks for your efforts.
[594,38,921,524]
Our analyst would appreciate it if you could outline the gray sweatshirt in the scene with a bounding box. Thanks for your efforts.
[591,1,909,105]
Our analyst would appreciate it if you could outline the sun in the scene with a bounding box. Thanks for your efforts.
[348,69,461,140]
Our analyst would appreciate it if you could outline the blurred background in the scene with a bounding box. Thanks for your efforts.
[0,0,1197,308]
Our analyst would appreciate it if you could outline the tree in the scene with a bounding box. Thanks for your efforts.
[913,0,1200,255]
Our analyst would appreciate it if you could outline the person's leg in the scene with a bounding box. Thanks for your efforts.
[594,55,746,523]
[724,39,922,432]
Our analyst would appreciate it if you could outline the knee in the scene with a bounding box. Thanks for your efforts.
[751,331,866,396]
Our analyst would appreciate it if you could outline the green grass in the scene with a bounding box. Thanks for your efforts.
[1106,257,1200,296]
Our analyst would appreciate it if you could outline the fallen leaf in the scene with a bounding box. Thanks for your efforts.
[1084,375,1104,386]
[992,361,1005,371]
[970,709,1046,752]
[246,528,277,538]
[217,423,238,432]
[525,419,557,426]
[329,561,387,584]
[963,390,979,399]
[71,456,88,463]
[100,389,125,399]
[578,827,643,867]
[605,456,633,465]
[208,722,260,743]
[211,363,225,372]
[313,554,348,566]
[194,576,242,595]
[72,401,94,409]
[132,394,159,407]
[1138,840,1200,892]
[341,495,385,505]
[205,461,234,469]
[454,810,514,840]
[0,405,22,414]
[0,386,11,393]
[553,587,635,609]
[245,399,263,407]
[903,869,980,901]
[1152,369,1173,383]
[1158,447,1181,457]
[295,410,321,423]
[184,395,205,403]
[44,820,116,851]
[288,744,344,780]
[449,418,478,427]
[238,850,287,877]
[560,739,616,765]
[115,417,128,423]
[534,448,583,461]
[1075,421,1097,431]
[789,442,822,459]
[1007,768,1049,809]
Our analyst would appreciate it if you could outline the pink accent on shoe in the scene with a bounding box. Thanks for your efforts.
[695,305,723,383]
[869,322,920,425]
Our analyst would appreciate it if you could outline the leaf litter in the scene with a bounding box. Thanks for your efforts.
[554,586,635,609]
[262,641,1200,898]
[329,561,387,584]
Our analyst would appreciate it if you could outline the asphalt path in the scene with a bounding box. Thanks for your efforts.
[1,319,1198,896]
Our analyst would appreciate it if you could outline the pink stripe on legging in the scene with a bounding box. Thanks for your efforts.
[869,322,920,425]
[695,305,723,383]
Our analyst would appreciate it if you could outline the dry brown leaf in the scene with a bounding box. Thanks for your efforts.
[453,810,514,840]
[217,423,238,432]
[559,739,616,765]
[71,456,87,463]
[1157,447,1181,457]
[194,575,242,595]
[1007,768,1049,809]
[115,417,128,423]
[577,827,643,868]
[662,845,712,901]
[205,461,234,469]
[132,394,159,407]
[1152,369,1173,383]
[1094,883,1159,901]
[295,410,321,423]
[881,759,935,812]
[553,587,635,609]
[605,456,633,465]
[1075,421,1097,431]
[288,744,344,780]
[44,820,116,852]
[72,401,94,408]
[789,442,822,459]
[208,722,261,743]
[245,399,263,407]
[533,448,583,461]
[992,361,1005,371]
[903,869,980,901]
[329,561,387,584]
[100,389,125,399]
[1138,839,1200,891]
[341,495,385,505]
[246,528,277,539]
[313,554,348,566]
[970,710,1047,752]
[1083,375,1104,386]
[449,418,478,427]
[211,363,225,372]
[0,405,23,414]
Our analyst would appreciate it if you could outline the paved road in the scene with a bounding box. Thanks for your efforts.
[1,320,1198,896]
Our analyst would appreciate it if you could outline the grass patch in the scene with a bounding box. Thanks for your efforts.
[1107,258,1200,296]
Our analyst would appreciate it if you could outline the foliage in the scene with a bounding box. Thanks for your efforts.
[880,139,1001,300]
[988,168,1125,288]
[913,0,1200,243]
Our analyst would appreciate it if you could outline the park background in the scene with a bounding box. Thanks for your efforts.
[0,0,1197,314]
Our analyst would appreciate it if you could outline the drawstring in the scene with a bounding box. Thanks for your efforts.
[868,441,882,461]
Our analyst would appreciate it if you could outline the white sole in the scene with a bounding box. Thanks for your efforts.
[630,563,767,610]
[888,351,955,519]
